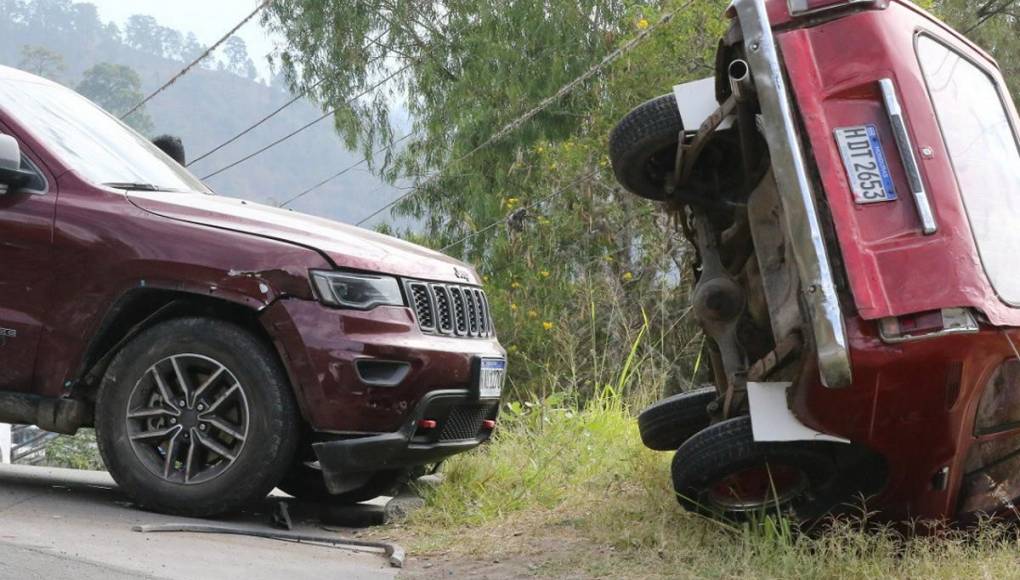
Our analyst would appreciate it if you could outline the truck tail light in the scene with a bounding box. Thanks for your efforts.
[417,419,437,429]
[878,308,979,344]
[788,0,877,16]
[482,420,496,430]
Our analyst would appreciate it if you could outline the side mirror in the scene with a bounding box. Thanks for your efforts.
[0,135,34,194]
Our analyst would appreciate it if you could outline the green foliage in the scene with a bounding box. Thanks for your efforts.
[41,430,104,471]
[17,44,65,81]
[76,62,153,134]
[270,0,726,403]
[933,0,1020,107]
[402,393,1020,578]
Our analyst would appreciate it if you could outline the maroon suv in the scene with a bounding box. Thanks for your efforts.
[0,65,505,516]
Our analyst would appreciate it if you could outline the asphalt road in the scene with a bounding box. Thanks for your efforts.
[0,464,399,579]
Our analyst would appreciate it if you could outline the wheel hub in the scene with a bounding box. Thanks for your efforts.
[125,354,250,485]
[706,463,808,512]
[179,408,200,430]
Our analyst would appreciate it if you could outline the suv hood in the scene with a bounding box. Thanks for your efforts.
[126,191,479,285]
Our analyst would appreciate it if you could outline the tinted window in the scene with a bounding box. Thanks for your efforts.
[918,36,1020,305]
[0,77,209,193]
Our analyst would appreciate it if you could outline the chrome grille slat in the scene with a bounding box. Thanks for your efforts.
[409,283,435,331]
[466,290,479,336]
[405,280,494,339]
[432,284,454,334]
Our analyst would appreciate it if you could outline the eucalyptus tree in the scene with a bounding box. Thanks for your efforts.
[265,0,728,399]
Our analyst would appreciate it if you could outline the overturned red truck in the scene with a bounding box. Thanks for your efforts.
[611,0,1020,522]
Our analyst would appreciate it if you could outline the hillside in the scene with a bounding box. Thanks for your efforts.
[0,0,402,225]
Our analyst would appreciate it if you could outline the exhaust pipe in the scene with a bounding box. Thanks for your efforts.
[728,59,755,103]
[728,59,759,189]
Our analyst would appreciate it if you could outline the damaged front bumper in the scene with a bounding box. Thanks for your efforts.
[312,389,498,494]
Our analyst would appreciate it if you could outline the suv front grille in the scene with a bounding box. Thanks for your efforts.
[405,280,495,338]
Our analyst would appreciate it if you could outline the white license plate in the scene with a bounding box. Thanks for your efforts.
[834,125,898,205]
[477,359,506,399]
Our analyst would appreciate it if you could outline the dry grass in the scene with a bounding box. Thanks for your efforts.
[387,396,1020,579]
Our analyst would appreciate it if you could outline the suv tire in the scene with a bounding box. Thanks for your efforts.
[96,317,299,517]
[637,387,717,451]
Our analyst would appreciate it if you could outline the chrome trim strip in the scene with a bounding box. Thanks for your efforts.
[732,0,853,388]
[788,0,811,13]
[787,0,876,17]
[879,78,938,235]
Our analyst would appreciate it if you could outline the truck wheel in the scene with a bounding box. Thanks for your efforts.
[637,387,717,451]
[671,416,838,522]
[276,462,411,504]
[609,94,683,200]
[95,317,299,517]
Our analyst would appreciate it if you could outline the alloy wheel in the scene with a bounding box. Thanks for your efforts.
[125,353,250,485]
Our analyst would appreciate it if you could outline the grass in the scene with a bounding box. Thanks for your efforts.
[389,393,1020,578]
[39,429,105,471]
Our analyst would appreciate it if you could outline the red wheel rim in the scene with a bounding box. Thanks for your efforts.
[706,463,808,512]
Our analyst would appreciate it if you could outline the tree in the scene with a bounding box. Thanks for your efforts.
[266,0,727,399]
[17,44,65,81]
[76,63,154,135]
[933,0,1020,107]
[221,36,258,80]
[125,14,162,56]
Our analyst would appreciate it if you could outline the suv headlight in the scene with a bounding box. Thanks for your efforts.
[310,270,405,309]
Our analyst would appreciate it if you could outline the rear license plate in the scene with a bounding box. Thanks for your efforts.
[477,358,506,399]
[834,125,897,205]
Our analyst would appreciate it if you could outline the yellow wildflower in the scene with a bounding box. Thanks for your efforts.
[511,281,521,289]
[622,272,634,282]
[543,321,555,331]
[637,18,650,30]
[540,270,550,278]
[510,303,518,311]
[528,310,538,319]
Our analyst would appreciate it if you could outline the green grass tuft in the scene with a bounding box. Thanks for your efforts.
[398,396,1020,578]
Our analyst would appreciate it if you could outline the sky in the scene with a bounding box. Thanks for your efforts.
[85,0,279,81]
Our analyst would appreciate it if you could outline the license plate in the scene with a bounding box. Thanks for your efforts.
[834,125,897,204]
[477,358,506,399]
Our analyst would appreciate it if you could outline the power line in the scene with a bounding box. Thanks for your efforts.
[277,132,415,208]
[353,4,687,228]
[201,62,411,180]
[188,78,323,166]
[121,0,271,121]
[188,29,392,167]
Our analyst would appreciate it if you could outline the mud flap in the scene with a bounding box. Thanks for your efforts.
[747,382,850,444]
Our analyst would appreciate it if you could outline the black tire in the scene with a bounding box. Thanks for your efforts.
[276,462,411,504]
[96,317,300,517]
[638,387,717,451]
[671,416,839,522]
[609,94,683,200]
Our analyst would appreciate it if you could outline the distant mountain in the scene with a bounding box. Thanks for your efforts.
[0,0,405,226]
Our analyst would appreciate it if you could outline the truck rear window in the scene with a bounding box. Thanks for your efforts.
[917,35,1020,306]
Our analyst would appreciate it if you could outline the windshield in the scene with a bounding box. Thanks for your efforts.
[917,36,1020,306]
[0,75,209,193]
